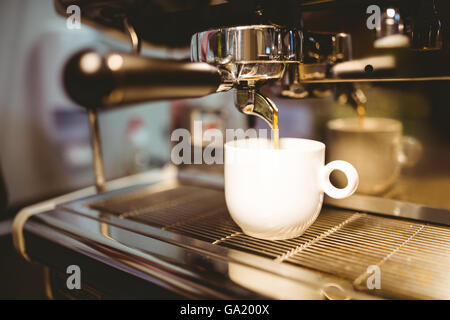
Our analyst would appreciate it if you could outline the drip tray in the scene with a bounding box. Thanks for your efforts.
[84,184,450,299]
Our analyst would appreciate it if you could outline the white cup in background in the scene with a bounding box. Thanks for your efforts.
[224,138,359,240]
[326,117,422,195]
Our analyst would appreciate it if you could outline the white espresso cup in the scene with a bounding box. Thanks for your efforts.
[326,117,422,195]
[224,138,359,240]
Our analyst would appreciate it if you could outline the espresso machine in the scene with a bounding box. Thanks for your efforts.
[11,0,450,299]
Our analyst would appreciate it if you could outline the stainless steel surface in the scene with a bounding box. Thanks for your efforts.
[412,0,443,50]
[23,211,257,299]
[325,194,450,227]
[235,89,278,126]
[296,29,448,84]
[56,182,450,299]
[376,8,404,40]
[87,109,106,193]
[179,168,450,225]
[191,25,301,88]
[124,18,142,54]
[191,25,301,126]
[281,31,369,111]
[299,76,450,83]
[19,175,372,299]
[334,33,353,61]
[296,32,355,85]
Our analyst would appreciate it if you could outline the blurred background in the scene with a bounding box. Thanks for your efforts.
[0,0,449,298]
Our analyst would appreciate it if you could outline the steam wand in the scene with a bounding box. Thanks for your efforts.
[87,17,142,193]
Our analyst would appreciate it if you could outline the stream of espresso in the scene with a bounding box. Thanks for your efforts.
[356,104,366,129]
[273,110,279,149]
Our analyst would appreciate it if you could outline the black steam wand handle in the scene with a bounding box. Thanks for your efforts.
[64,49,222,110]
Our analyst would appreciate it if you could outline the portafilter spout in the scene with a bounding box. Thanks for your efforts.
[235,88,278,127]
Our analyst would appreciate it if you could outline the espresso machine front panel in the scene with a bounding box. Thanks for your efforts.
[17,175,450,300]
[9,0,450,300]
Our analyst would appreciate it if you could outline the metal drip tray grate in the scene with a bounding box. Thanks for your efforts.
[88,185,450,299]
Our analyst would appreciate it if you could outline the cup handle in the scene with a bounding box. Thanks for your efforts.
[398,136,422,168]
[320,160,359,199]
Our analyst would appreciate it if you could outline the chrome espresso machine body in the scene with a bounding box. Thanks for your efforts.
[12,0,450,299]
